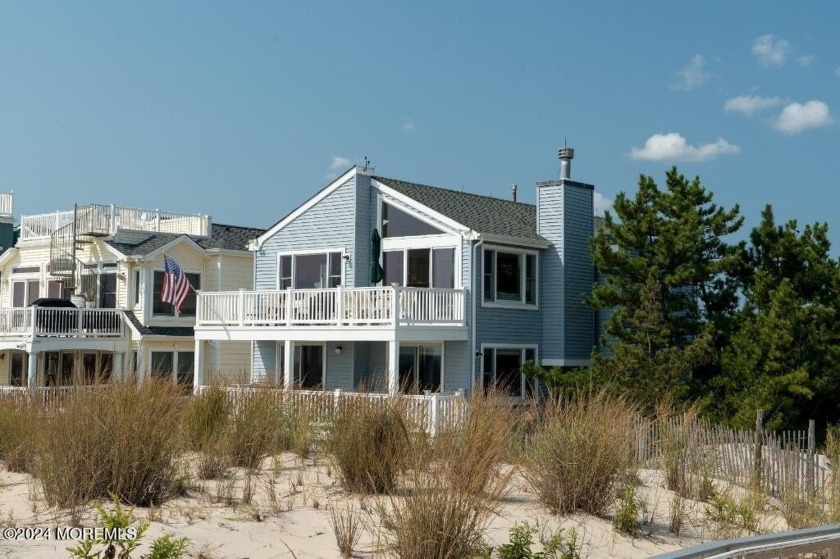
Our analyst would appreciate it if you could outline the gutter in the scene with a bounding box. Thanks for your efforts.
[470,237,484,395]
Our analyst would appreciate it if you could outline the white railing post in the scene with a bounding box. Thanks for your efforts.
[430,392,439,437]
[78,308,83,335]
[238,289,246,327]
[335,286,343,326]
[391,285,400,327]
[334,388,342,414]
[285,288,293,326]
[29,307,36,337]
[109,204,116,234]
[155,209,161,231]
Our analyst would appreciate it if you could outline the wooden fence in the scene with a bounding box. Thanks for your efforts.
[636,412,827,498]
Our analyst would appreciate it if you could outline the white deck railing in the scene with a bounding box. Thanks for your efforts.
[196,386,468,436]
[0,192,12,217]
[18,204,210,240]
[0,308,124,338]
[196,286,465,329]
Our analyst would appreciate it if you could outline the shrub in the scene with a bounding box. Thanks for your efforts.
[613,485,641,537]
[327,399,408,494]
[523,390,639,516]
[0,397,40,473]
[378,392,513,559]
[224,387,283,469]
[184,384,233,478]
[37,378,185,508]
[496,521,581,559]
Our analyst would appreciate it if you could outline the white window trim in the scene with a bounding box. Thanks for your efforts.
[381,234,459,251]
[397,342,446,393]
[481,245,539,310]
[275,248,346,290]
[151,268,202,318]
[479,344,539,399]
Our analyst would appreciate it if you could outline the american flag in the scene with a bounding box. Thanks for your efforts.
[162,255,192,312]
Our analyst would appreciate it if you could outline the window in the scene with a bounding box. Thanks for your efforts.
[483,249,538,306]
[398,345,442,393]
[482,347,536,398]
[82,352,113,384]
[177,351,194,387]
[133,270,141,306]
[279,344,324,389]
[151,351,173,379]
[10,352,27,387]
[153,271,201,316]
[382,248,454,288]
[150,350,192,387]
[99,273,117,309]
[276,252,342,290]
[12,280,40,306]
[382,203,443,237]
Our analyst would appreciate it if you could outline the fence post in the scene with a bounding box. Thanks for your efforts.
[807,419,816,496]
[334,388,342,415]
[754,409,764,487]
[430,392,439,438]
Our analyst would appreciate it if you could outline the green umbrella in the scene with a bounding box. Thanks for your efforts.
[370,229,385,285]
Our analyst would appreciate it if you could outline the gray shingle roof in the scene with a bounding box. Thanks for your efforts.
[105,223,264,257]
[374,176,544,241]
[123,311,195,337]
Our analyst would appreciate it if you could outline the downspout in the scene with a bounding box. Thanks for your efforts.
[471,237,484,395]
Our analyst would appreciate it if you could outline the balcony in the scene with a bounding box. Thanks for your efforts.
[0,308,125,339]
[195,286,468,341]
[18,204,211,241]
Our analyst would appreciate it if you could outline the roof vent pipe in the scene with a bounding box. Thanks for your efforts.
[511,184,518,202]
[558,147,574,179]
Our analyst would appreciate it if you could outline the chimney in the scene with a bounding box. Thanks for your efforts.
[511,184,518,202]
[558,147,574,180]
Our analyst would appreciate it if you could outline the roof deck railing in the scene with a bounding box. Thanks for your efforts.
[19,204,211,241]
[0,192,12,218]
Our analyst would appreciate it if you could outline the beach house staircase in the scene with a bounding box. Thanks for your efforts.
[48,204,112,291]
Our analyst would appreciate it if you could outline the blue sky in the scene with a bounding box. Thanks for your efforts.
[1,2,838,247]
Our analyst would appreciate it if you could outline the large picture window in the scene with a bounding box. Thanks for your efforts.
[278,252,342,290]
[153,271,200,316]
[382,247,454,288]
[382,203,443,238]
[483,249,537,306]
[482,346,537,398]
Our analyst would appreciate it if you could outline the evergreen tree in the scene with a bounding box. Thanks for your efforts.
[713,206,840,429]
[589,167,742,405]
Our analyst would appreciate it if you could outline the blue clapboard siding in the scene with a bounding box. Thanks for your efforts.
[443,340,470,393]
[354,174,373,286]
[252,340,276,382]
[537,180,565,361]
[352,341,387,391]
[562,184,595,360]
[325,341,353,390]
[254,176,357,290]
[474,244,543,381]
[536,179,596,363]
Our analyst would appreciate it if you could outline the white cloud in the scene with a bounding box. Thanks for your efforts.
[593,192,613,217]
[402,118,415,132]
[674,55,710,90]
[752,34,791,67]
[329,156,352,170]
[629,133,740,162]
[797,54,814,67]
[724,95,782,115]
[324,155,353,180]
[774,100,834,134]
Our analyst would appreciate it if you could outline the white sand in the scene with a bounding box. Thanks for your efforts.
[0,456,789,559]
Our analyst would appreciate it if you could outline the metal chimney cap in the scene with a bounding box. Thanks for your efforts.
[558,147,575,159]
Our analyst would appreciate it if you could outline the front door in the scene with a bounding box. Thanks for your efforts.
[294,345,323,389]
